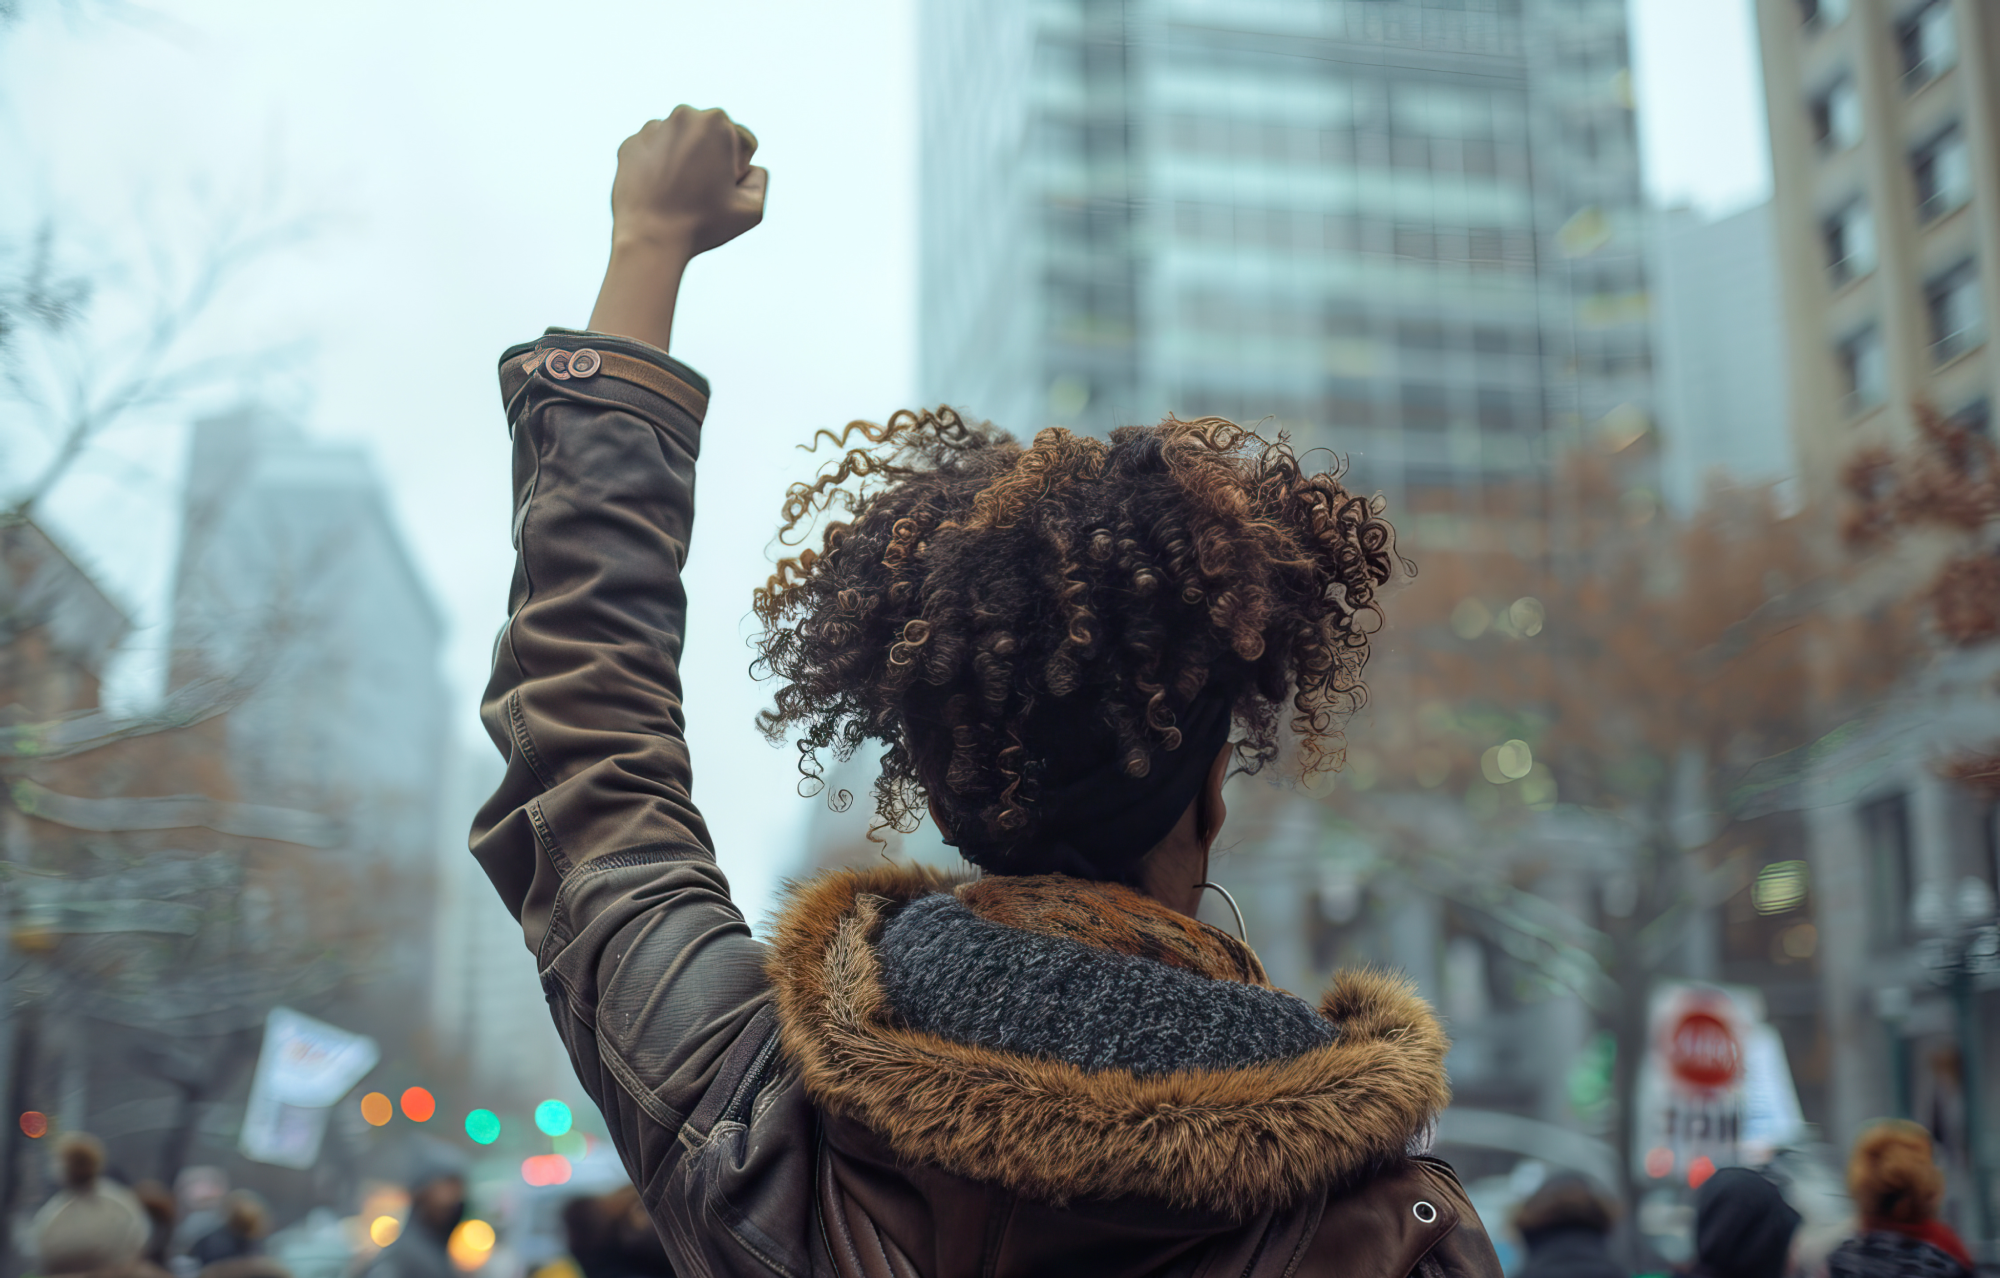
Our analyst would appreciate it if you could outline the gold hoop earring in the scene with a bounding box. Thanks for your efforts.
[1194,881,1247,946]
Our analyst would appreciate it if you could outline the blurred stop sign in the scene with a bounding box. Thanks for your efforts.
[1668,1008,1742,1091]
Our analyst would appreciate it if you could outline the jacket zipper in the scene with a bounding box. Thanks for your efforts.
[726,1028,783,1127]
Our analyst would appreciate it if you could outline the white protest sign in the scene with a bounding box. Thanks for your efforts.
[1740,1022,1806,1155]
[239,1007,380,1169]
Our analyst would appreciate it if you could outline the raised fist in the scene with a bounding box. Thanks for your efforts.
[609,105,767,257]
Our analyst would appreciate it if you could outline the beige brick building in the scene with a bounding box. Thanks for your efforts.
[1756,0,2000,503]
[1757,1,2000,1243]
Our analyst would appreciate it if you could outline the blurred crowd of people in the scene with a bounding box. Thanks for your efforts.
[25,1133,282,1278]
[1510,1121,1978,1278]
[15,1117,1981,1277]
[11,1130,673,1278]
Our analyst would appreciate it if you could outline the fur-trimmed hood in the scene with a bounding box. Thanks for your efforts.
[767,865,1451,1220]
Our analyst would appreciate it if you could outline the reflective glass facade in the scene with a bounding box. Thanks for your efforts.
[919,0,1654,503]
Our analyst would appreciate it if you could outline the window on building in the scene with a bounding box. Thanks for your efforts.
[1476,387,1526,432]
[1393,224,1436,261]
[1913,125,1972,221]
[1861,792,1913,950]
[1951,397,1992,437]
[1400,382,1452,432]
[1324,377,1377,428]
[1812,78,1863,151]
[1823,201,1877,284]
[1398,321,1449,352]
[1926,259,1985,361]
[1839,325,1886,413]
[1403,462,1459,492]
[1899,1,1957,86]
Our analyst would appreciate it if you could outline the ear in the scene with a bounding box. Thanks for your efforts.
[1196,743,1231,847]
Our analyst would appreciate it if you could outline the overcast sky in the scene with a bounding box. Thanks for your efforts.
[0,0,1769,927]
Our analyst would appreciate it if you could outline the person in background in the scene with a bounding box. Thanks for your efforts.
[1687,1167,1801,1278]
[1829,1121,1973,1277]
[28,1132,159,1276]
[1511,1174,1625,1278]
[364,1148,465,1278]
[555,1194,614,1278]
[169,1167,230,1264]
[559,1187,676,1278]
[187,1190,288,1278]
[131,1180,177,1268]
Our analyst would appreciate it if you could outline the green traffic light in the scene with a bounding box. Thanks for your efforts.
[534,1098,573,1137]
[465,1108,502,1145]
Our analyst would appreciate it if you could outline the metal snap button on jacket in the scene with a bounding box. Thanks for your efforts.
[567,348,601,378]
[1413,1201,1438,1224]
[544,349,573,379]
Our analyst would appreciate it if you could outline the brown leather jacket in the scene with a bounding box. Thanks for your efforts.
[472,330,1503,1278]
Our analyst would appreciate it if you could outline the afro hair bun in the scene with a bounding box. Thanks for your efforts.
[1848,1119,1944,1226]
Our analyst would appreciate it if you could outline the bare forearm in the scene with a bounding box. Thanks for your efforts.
[588,237,694,352]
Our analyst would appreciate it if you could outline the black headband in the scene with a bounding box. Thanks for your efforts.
[946,684,1236,880]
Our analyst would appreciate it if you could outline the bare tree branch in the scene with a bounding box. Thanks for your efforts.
[0,192,320,523]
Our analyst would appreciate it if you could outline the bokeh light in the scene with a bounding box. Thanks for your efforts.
[360,1092,393,1127]
[18,1111,46,1138]
[552,1130,587,1159]
[1687,1155,1717,1189]
[1507,596,1546,636]
[534,1098,573,1136]
[464,1108,501,1145]
[447,1219,497,1271]
[1752,861,1809,914]
[1644,1146,1674,1179]
[401,1086,436,1122]
[520,1153,573,1186]
[369,1215,402,1247]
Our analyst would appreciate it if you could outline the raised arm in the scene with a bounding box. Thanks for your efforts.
[470,109,813,1269]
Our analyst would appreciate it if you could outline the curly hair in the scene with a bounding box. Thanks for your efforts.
[752,408,1400,874]
[1849,1120,1945,1226]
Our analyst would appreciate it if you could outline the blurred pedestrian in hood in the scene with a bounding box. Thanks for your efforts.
[29,1132,158,1276]
[1512,1174,1625,1278]
[1829,1121,1972,1277]
[1689,1167,1800,1278]
[364,1145,464,1278]
[131,1180,176,1267]
[190,1190,289,1278]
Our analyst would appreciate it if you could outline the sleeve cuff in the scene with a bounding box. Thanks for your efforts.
[498,328,709,424]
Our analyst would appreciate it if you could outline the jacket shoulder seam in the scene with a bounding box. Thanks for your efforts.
[508,689,556,791]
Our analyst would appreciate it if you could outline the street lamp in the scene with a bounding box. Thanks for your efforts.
[1911,875,2000,1246]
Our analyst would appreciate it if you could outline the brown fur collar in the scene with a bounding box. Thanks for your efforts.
[955,873,1271,986]
[766,864,1451,1218]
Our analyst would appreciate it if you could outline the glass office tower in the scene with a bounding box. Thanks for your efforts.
[918,0,1654,506]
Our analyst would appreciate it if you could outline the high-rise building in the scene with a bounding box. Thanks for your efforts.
[1756,0,1999,505]
[170,411,449,1069]
[917,0,1655,506]
[1650,202,1796,513]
